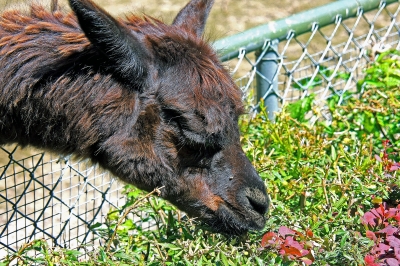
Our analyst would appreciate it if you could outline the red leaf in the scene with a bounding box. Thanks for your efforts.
[378,225,399,237]
[386,258,399,266]
[284,236,295,245]
[383,152,389,161]
[279,226,296,238]
[378,204,386,218]
[382,139,390,148]
[375,154,382,162]
[387,236,400,248]
[390,164,400,171]
[261,232,278,247]
[301,249,310,257]
[395,213,400,223]
[284,236,302,249]
[375,243,391,254]
[283,236,310,257]
[395,247,400,260]
[306,228,313,238]
[280,245,302,258]
[386,208,398,219]
[366,230,377,241]
[362,211,378,227]
[365,255,379,266]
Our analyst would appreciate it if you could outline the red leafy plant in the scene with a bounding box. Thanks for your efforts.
[260,226,315,265]
[374,140,400,174]
[361,203,400,266]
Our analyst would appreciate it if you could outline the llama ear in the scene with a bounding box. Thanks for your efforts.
[69,0,149,82]
[172,0,214,37]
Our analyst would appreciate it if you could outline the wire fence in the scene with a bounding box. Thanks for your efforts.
[215,0,400,120]
[0,146,126,259]
[1,0,399,260]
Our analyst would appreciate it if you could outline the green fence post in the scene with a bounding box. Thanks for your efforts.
[255,39,279,121]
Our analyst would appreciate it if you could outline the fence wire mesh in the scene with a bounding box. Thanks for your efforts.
[226,0,400,121]
[0,146,127,259]
[0,0,399,260]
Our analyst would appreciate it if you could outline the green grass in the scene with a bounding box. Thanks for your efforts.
[1,50,399,266]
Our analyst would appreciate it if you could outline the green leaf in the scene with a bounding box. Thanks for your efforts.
[220,252,229,266]
[107,209,120,221]
[98,248,107,262]
[331,145,337,161]
[287,94,315,122]
[363,112,377,133]
[89,222,104,230]
[157,243,180,250]
[114,252,136,262]
[64,250,82,261]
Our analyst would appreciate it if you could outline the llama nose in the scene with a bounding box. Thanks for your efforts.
[244,187,269,216]
[237,187,269,216]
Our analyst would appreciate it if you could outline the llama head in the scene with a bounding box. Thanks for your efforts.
[69,0,269,235]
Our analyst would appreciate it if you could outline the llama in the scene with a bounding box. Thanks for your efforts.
[0,0,269,235]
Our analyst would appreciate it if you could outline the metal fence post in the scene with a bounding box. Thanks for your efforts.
[255,39,279,121]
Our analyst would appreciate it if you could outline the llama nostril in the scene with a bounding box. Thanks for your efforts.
[247,194,268,215]
[240,185,269,216]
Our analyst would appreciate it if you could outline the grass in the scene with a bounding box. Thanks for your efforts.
[1,50,399,265]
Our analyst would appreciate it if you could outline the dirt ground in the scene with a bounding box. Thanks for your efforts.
[1,0,333,38]
[97,0,333,37]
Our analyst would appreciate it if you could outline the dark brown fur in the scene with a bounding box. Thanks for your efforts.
[0,0,269,235]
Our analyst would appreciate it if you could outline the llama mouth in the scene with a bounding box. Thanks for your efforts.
[200,199,268,236]
[216,187,269,234]
[167,175,269,235]
[225,201,266,229]
[192,185,269,235]
[171,194,267,235]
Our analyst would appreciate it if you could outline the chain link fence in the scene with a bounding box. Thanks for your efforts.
[0,146,126,259]
[215,0,400,120]
[1,0,399,260]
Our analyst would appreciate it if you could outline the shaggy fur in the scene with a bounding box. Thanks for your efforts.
[0,0,269,235]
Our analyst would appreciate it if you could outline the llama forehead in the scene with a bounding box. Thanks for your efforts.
[123,14,241,99]
[144,27,216,65]
[188,63,245,118]
[123,15,216,64]
[158,62,244,118]
[125,19,245,117]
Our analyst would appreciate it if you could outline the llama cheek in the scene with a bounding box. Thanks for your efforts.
[201,194,224,211]
[189,176,224,211]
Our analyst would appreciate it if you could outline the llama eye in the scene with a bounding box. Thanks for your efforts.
[162,108,181,123]
[186,140,221,157]
[178,142,214,168]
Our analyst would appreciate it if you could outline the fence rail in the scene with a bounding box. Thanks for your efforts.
[1,0,399,259]
[215,0,399,61]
